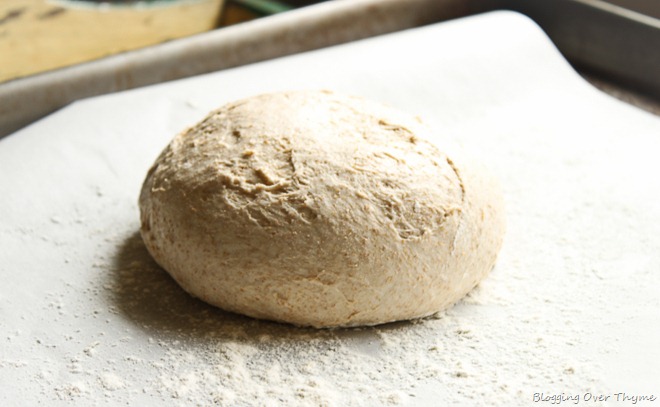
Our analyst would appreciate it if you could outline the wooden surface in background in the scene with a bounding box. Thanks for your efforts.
[0,0,224,83]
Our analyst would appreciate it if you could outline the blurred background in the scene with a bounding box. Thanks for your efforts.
[1,0,330,83]
[1,0,657,83]
[1,0,658,137]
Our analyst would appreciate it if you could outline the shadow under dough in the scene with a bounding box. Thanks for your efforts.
[109,231,263,340]
[108,230,417,344]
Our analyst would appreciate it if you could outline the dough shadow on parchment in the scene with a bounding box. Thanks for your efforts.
[108,231,417,346]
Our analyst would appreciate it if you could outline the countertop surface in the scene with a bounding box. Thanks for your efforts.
[1,12,659,406]
[0,0,224,83]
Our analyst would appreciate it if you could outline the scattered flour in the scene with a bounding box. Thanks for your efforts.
[15,231,607,406]
[99,372,125,391]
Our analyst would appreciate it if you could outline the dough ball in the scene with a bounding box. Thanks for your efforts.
[139,90,505,328]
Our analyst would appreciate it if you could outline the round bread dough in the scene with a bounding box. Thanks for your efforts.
[139,90,505,328]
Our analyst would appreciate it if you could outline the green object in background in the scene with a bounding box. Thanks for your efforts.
[231,0,293,16]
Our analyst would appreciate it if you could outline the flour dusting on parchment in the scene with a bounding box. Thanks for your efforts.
[21,230,608,407]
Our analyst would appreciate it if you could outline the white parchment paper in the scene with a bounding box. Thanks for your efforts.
[1,11,659,406]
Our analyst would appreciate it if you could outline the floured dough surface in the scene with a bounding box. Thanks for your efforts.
[139,90,505,327]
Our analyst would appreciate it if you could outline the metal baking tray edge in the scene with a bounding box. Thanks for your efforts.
[0,0,658,138]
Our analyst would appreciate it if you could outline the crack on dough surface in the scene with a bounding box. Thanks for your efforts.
[149,92,464,237]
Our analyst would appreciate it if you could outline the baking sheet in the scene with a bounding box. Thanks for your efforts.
[0,0,471,138]
[1,11,659,406]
